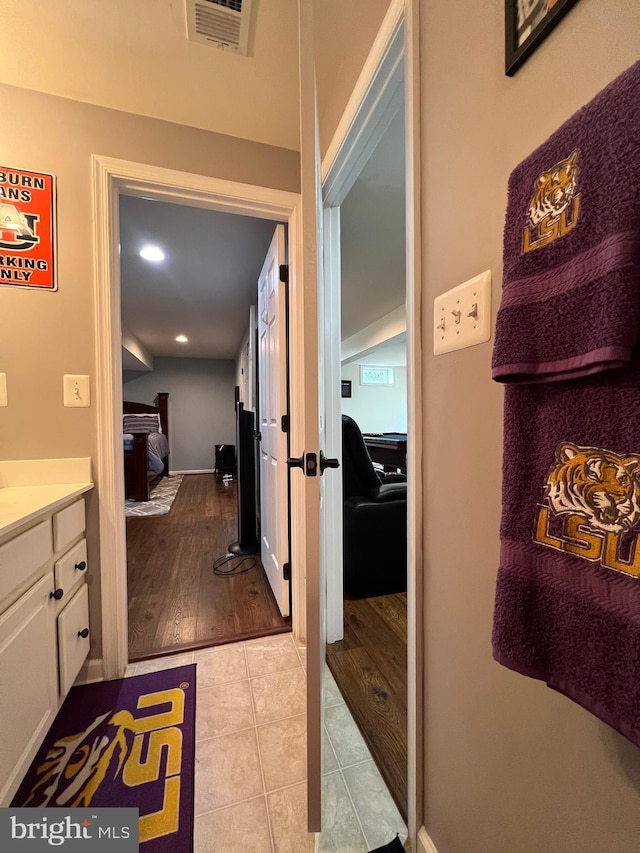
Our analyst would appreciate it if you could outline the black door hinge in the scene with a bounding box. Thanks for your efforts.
[283,562,291,581]
[281,414,289,433]
[279,264,289,284]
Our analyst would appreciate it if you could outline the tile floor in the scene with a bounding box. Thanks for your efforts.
[127,632,407,852]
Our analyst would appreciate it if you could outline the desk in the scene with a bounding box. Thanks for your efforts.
[363,432,407,473]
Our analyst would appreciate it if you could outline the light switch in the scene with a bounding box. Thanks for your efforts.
[433,270,491,355]
[0,373,6,407]
[63,374,91,408]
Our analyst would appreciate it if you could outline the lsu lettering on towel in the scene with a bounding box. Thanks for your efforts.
[534,442,640,577]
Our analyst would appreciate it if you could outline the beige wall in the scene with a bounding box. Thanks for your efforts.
[314,0,393,158]
[420,0,640,851]
[123,358,237,472]
[0,83,299,658]
[0,0,300,150]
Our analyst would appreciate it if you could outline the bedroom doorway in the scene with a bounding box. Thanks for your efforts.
[118,199,292,660]
[91,160,304,672]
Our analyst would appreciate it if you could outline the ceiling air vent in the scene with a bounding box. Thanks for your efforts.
[186,0,253,55]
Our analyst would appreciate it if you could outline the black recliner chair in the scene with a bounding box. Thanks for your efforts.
[341,414,407,598]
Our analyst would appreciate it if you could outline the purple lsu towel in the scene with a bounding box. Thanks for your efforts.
[493,361,640,747]
[492,60,640,384]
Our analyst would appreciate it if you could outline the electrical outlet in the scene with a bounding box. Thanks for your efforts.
[433,270,491,355]
[63,374,91,408]
[0,373,6,407]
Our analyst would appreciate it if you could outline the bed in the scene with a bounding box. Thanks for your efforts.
[123,392,170,502]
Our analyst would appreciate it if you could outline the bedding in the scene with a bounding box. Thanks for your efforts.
[123,430,169,475]
[123,393,170,502]
[123,412,162,433]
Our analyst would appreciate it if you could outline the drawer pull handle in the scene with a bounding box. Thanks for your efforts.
[77,628,89,639]
[50,588,64,601]
[75,561,87,571]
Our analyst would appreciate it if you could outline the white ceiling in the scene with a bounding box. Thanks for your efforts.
[0,0,299,151]
[119,195,278,362]
[357,335,407,367]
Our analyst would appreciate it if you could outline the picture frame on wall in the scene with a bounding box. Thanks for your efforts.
[505,0,581,76]
[341,380,352,398]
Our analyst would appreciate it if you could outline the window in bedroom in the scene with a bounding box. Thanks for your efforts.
[360,365,395,385]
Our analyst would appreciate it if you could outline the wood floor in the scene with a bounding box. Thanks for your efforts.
[326,592,407,821]
[126,473,290,661]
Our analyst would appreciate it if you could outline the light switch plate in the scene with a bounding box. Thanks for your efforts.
[433,270,491,355]
[63,374,91,408]
[0,373,6,407]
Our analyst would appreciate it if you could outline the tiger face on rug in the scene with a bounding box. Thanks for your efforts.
[19,709,136,808]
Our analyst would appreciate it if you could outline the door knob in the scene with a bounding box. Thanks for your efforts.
[77,628,89,639]
[50,588,64,600]
[75,560,87,571]
[287,452,318,476]
[319,452,340,474]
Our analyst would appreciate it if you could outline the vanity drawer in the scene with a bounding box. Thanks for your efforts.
[0,520,52,612]
[54,539,88,603]
[57,583,90,696]
[53,500,85,553]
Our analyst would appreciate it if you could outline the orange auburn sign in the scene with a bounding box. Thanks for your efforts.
[0,165,56,290]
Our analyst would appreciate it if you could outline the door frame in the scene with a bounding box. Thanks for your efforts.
[317,0,423,840]
[91,157,305,680]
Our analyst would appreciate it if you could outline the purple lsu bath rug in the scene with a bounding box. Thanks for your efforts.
[11,664,196,853]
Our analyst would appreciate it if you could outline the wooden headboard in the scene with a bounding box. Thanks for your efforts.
[123,392,169,441]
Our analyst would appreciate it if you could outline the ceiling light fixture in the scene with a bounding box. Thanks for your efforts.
[139,245,165,262]
[175,335,188,343]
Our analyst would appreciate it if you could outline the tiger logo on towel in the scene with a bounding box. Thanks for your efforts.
[534,443,640,578]
[545,443,640,534]
[522,149,581,252]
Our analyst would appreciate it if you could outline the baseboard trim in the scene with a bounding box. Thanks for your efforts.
[75,656,105,686]
[417,827,438,853]
[169,468,216,475]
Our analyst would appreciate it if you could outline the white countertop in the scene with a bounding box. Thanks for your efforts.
[0,459,93,538]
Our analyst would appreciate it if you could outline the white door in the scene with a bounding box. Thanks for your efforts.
[296,0,332,831]
[258,224,290,617]
[297,0,408,830]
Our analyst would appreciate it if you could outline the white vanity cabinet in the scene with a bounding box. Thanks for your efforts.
[0,569,59,806]
[0,479,92,807]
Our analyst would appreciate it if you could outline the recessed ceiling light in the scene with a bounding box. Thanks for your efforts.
[139,245,165,262]
[175,335,188,343]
